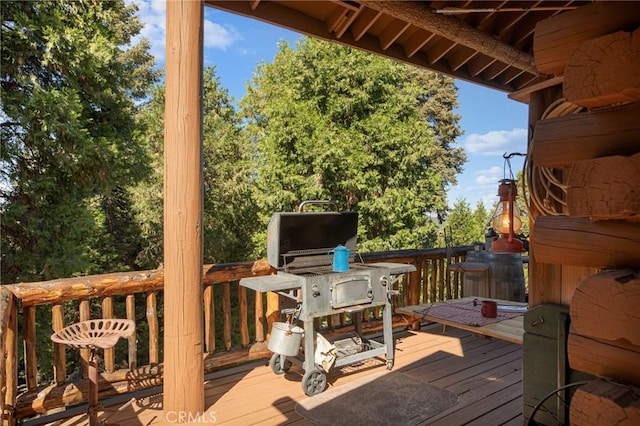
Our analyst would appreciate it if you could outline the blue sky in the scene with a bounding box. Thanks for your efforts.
[133,0,529,210]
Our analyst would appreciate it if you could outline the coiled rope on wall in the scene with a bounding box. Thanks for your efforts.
[522,98,584,219]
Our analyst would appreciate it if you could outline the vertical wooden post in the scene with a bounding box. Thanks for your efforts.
[3,291,18,424]
[164,0,205,419]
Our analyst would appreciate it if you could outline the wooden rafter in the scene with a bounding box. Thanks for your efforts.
[361,0,539,76]
[351,7,382,41]
[379,19,411,50]
[403,28,434,58]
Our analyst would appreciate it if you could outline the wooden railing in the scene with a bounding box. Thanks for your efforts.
[0,246,473,423]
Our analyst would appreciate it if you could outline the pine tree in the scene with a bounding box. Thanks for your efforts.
[242,37,465,254]
[1,0,159,282]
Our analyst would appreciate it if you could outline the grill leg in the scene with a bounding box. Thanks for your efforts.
[383,300,394,368]
[303,319,315,373]
[353,311,363,336]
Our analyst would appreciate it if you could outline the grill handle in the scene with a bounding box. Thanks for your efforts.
[297,200,338,212]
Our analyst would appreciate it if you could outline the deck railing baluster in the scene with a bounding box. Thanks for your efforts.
[204,285,215,353]
[52,304,66,384]
[146,292,159,365]
[79,300,90,377]
[222,282,232,351]
[102,296,115,373]
[23,306,37,390]
[238,285,249,347]
[125,295,137,370]
[254,291,264,343]
[430,259,438,302]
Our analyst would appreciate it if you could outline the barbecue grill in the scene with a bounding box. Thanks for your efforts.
[240,201,416,396]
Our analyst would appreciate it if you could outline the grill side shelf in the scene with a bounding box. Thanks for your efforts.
[239,275,301,293]
[367,262,417,275]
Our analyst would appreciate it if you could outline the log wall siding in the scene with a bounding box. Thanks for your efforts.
[0,246,472,421]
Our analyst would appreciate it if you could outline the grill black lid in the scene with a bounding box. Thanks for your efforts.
[267,210,358,269]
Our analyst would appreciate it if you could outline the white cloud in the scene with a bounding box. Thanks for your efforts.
[462,128,527,156]
[203,21,240,50]
[129,0,240,63]
[129,0,166,61]
[475,166,502,185]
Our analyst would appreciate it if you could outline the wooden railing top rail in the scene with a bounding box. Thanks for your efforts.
[4,246,475,307]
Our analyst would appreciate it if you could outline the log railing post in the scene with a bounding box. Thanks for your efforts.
[0,288,16,422]
[79,300,91,377]
[222,283,232,351]
[52,304,66,385]
[146,292,158,365]
[238,286,249,347]
[102,297,115,373]
[254,291,264,343]
[4,292,18,424]
[23,306,37,390]
[125,295,137,370]
[265,292,280,341]
[203,285,215,353]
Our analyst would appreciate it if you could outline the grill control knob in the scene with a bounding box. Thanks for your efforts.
[380,277,390,287]
[311,284,320,297]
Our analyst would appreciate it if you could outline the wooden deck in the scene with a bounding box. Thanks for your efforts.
[42,324,523,425]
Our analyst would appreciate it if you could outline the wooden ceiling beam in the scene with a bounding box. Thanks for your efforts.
[426,38,457,65]
[403,29,435,58]
[362,0,539,76]
[329,0,361,12]
[350,7,382,41]
[448,46,478,72]
[498,67,525,86]
[327,7,348,33]
[483,61,510,80]
[474,0,507,32]
[379,19,411,50]
[466,55,495,77]
[327,5,362,38]
[508,75,562,103]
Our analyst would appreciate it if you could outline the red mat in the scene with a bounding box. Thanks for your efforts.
[417,299,524,327]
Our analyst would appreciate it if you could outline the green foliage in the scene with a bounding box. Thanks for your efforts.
[132,67,259,266]
[473,201,491,238]
[242,37,465,254]
[437,199,492,247]
[1,0,159,282]
[202,68,259,263]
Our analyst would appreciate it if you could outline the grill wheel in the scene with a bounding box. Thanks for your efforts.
[302,368,327,396]
[269,353,291,375]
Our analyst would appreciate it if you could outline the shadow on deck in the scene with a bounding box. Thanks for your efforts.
[42,324,523,425]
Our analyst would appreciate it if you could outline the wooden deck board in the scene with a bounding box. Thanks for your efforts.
[42,324,523,426]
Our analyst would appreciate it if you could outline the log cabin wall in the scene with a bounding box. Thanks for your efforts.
[526,1,640,306]
[521,2,640,422]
